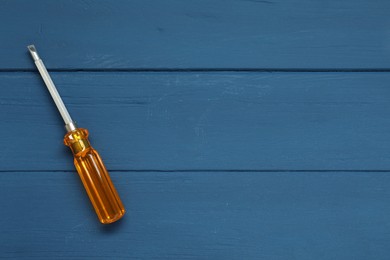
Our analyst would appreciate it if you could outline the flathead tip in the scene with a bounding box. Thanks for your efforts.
[27,45,40,61]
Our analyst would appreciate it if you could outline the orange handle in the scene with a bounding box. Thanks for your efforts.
[64,128,125,224]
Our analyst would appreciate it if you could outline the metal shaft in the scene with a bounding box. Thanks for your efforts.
[28,45,77,132]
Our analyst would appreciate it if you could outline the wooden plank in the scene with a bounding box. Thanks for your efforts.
[1,0,390,69]
[2,72,390,171]
[1,171,390,259]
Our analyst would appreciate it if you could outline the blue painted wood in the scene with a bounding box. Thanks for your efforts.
[1,72,390,171]
[1,0,390,69]
[1,0,390,258]
[1,171,390,259]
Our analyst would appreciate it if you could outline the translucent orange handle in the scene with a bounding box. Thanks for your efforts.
[64,128,125,224]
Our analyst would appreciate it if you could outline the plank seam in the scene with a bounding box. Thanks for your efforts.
[1,169,390,173]
[3,68,390,73]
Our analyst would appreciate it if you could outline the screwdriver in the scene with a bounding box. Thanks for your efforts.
[28,45,125,224]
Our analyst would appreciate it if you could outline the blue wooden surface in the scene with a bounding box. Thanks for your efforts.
[1,0,390,259]
[1,0,390,69]
[2,171,390,259]
[2,72,390,171]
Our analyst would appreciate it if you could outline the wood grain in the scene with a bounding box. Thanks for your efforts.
[1,0,390,69]
[1,171,389,259]
[1,1,390,259]
[1,72,390,171]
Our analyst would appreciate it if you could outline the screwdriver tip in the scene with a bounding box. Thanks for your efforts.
[27,45,40,61]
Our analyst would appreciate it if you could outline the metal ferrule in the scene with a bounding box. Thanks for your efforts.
[65,121,78,132]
